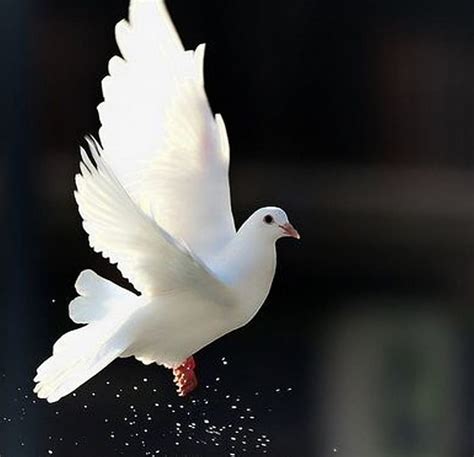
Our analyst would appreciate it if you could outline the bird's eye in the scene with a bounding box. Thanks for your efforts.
[264,215,273,224]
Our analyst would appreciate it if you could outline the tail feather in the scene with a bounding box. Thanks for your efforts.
[34,270,139,403]
[69,269,137,324]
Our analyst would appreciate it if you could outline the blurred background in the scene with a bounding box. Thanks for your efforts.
[3,0,474,455]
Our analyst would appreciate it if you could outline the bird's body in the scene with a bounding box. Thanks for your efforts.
[34,0,299,403]
[123,210,279,368]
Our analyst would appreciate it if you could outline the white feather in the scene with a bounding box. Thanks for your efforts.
[69,269,137,324]
[75,138,233,300]
[97,0,235,260]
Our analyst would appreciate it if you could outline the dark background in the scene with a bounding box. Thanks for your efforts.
[3,0,474,455]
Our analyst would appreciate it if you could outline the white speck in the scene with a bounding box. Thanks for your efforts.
[215,377,220,382]
[48,451,53,455]
[51,299,56,303]
[143,378,148,382]
[231,405,237,409]
[115,394,120,398]
[133,386,138,391]
[333,448,338,453]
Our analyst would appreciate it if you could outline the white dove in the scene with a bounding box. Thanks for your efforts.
[34,0,299,403]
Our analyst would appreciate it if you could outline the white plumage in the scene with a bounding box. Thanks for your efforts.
[34,0,299,402]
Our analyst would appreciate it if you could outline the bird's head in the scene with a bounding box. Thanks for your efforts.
[245,207,300,242]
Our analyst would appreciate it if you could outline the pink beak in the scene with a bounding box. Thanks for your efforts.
[279,222,300,239]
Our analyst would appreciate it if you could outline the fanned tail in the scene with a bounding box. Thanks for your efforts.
[34,270,139,403]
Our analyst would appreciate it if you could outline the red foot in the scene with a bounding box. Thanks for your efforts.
[172,356,198,397]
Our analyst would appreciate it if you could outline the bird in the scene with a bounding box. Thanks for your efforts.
[34,0,300,403]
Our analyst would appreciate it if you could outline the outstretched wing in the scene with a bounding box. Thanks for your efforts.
[75,138,233,302]
[97,0,235,260]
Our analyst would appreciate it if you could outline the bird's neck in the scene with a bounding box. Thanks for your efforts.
[213,225,277,325]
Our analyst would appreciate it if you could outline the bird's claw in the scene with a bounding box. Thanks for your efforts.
[172,356,198,397]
